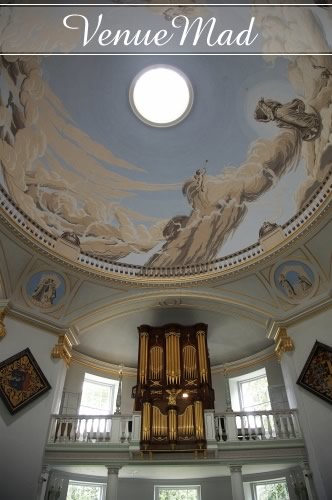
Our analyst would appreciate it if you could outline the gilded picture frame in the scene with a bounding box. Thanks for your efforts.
[297,341,332,405]
[0,348,51,415]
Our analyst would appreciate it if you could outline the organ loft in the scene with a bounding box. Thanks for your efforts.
[132,323,215,453]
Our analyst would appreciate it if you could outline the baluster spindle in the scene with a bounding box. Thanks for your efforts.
[267,414,273,439]
[82,418,87,442]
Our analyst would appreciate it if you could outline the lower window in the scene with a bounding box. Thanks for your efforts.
[154,486,201,500]
[253,479,290,500]
[66,480,106,500]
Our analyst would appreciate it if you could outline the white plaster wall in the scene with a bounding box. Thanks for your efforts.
[0,315,67,500]
[212,371,226,411]
[282,309,332,500]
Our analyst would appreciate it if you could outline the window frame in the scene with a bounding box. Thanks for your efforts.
[238,373,271,412]
[66,479,106,500]
[251,478,290,500]
[79,373,119,416]
[154,485,202,500]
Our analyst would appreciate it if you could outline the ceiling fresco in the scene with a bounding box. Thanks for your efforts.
[0,6,331,267]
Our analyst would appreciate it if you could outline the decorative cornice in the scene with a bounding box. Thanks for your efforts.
[72,350,137,377]
[5,305,81,344]
[212,346,276,374]
[274,327,294,361]
[267,298,332,339]
[52,334,73,366]
[0,300,9,339]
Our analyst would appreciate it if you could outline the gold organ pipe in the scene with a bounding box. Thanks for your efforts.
[166,333,181,384]
[142,402,151,441]
[183,345,197,379]
[166,334,170,384]
[168,409,177,441]
[178,406,194,437]
[152,407,167,437]
[140,333,148,385]
[197,331,208,383]
[176,335,181,384]
[194,401,204,440]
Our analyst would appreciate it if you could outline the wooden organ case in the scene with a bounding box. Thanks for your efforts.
[132,324,214,452]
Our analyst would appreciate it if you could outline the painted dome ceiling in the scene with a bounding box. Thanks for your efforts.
[0,5,331,268]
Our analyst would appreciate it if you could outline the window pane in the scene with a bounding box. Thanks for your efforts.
[80,381,112,412]
[157,487,199,500]
[240,376,271,411]
[67,483,103,500]
[255,481,290,500]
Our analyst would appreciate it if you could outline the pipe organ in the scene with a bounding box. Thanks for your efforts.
[132,324,214,452]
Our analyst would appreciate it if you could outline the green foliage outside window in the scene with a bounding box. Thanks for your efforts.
[158,488,199,500]
[66,483,103,500]
[255,480,290,500]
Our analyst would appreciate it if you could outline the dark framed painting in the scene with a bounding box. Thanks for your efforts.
[297,341,332,405]
[0,348,51,414]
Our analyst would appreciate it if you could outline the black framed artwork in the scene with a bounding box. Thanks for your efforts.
[297,341,332,405]
[0,348,51,414]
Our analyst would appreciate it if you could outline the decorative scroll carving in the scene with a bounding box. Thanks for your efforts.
[133,323,214,452]
[51,335,72,366]
[275,327,294,361]
[0,309,7,339]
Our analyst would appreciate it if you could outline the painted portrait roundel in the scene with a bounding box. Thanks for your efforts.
[25,271,66,310]
[273,260,317,303]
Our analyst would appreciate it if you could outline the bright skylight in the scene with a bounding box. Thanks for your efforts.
[130,66,193,127]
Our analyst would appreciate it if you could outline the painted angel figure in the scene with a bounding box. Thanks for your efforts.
[254,98,321,141]
[32,277,57,306]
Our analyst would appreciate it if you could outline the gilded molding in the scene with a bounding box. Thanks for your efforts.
[0,309,7,339]
[274,327,294,361]
[0,300,9,339]
[52,334,73,366]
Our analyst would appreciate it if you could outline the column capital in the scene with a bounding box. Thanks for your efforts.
[274,327,294,361]
[300,461,313,476]
[106,466,121,476]
[51,334,73,366]
[229,465,242,473]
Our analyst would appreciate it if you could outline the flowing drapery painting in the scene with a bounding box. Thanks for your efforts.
[0,5,331,267]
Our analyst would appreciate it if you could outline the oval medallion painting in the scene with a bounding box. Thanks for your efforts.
[274,261,316,302]
[26,272,66,309]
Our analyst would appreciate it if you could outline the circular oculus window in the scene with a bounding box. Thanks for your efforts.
[129,65,193,127]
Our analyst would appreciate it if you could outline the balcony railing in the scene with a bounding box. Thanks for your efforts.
[48,414,133,444]
[213,409,301,442]
[48,409,301,448]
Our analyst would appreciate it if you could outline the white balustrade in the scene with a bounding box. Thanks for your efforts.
[49,410,301,446]
[214,409,301,442]
[48,414,133,444]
